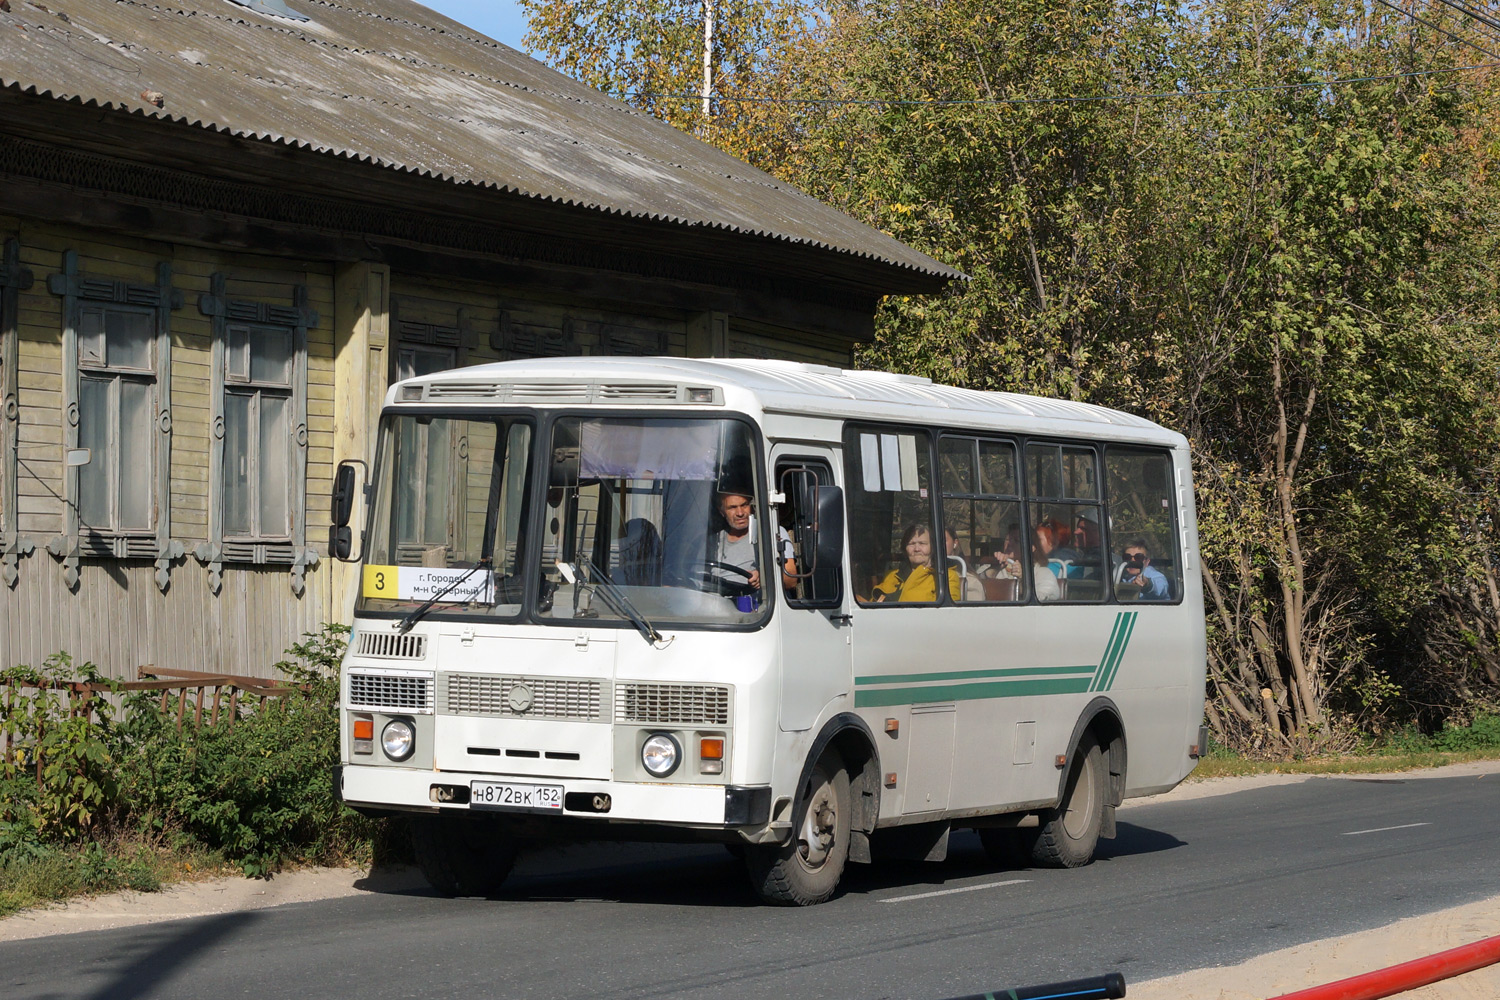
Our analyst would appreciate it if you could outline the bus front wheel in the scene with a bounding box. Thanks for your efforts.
[1031,731,1106,868]
[412,814,518,897]
[745,752,850,905]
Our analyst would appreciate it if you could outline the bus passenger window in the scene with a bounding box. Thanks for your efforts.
[1026,443,1106,602]
[939,435,1024,603]
[1104,448,1180,602]
[842,426,949,605]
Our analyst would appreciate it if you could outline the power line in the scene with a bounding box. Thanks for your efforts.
[1430,0,1500,36]
[1372,0,1500,60]
[625,60,1498,108]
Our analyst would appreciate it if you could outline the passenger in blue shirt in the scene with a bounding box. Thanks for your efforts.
[1120,539,1170,600]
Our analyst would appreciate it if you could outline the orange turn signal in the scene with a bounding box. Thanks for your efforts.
[699,738,724,760]
[353,719,374,741]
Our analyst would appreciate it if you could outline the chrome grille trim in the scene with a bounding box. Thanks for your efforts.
[425,381,505,400]
[615,683,731,726]
[445,675,604,721]
[348,670,434,714]
[402,381,694,405]
[594,384,679,401]
[354,631,429,660]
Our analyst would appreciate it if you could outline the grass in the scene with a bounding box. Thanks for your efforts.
[0,836,231,920]
[1191,747,1500,779]
[1191,712,1500,778]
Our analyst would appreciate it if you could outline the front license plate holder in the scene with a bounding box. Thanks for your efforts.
[470,780,564,813]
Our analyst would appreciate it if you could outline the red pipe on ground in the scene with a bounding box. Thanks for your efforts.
[1265,933,1500,1000]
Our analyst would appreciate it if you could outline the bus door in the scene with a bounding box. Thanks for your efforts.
[772,451,850,732]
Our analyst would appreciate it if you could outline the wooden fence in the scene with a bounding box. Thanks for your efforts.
[0,664,303,767]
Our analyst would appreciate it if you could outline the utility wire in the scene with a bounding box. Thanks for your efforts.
[1430,0,1500,35]
[625,60,1498,108]
[1372,0,1500,59]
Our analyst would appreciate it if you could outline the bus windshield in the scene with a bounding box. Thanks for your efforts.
[539,416,768,626]
[359,414,534,618]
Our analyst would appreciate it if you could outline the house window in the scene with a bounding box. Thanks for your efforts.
[394,342,458,555]
[223,322,294,539]
[76,305,158,533]
[47,251,181,589]
[197,274,317,595]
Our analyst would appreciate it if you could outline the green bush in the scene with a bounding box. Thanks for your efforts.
[3,626,384,881]
[0,653,119,838]
[1431,714,1500,753]
[113,624,377,875]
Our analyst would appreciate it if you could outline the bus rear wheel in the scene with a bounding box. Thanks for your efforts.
[745,752,850,905]
[412,814,518,897]
[1030,732,1106,868]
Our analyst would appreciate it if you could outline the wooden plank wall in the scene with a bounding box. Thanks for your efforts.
[2,219,859,681]
[2,221,335,680]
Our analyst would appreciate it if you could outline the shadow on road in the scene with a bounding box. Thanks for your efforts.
[1094,821,1188,861]
[350,821,1184,908]
[76,912,260,1000]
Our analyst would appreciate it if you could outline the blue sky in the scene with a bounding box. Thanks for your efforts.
[415,1,531,50]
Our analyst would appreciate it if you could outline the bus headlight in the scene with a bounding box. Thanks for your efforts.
[641,733,681,777]
[381,719,415,762]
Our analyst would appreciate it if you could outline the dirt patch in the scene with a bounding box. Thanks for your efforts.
[0,866,427,943]
[1133,756,1500,805]
[1128,893,1500,999]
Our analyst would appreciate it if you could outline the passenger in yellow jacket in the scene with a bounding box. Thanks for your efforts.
[871,524,962,602]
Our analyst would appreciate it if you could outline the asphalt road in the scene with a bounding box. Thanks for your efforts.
[5,772,1499,1000]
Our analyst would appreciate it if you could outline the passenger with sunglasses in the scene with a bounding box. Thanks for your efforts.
[1118,539,1169,600]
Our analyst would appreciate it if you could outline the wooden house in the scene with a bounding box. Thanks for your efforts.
[0,0,957,679]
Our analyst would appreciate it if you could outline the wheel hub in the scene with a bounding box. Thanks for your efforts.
[799,788,838,867]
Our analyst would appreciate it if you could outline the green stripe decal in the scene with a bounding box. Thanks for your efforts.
[855,664,1095,686]
[1089,614,1129,692]
[1100,611,1138,691]
[852,610,1140,708]
[854,676,1092,708]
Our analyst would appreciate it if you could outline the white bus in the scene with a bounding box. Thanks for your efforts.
[331,358,1208,905]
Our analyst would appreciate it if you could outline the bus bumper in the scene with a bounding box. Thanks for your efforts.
[338,764,770,828]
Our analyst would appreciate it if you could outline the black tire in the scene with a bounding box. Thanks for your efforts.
[745,752,851,905]
[1030,732,1106,868]
[411,814,518,897]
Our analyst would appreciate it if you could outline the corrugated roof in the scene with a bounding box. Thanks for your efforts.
[405,357,1180,444]
[0,0,960,285]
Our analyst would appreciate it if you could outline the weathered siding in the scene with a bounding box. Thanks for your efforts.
[3,220,862,681]
[4,558,325,680]
[2,222,335,680]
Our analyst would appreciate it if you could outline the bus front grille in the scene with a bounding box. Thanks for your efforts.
[353,631,428,660]
[615,684,730,726]
[348,672,434,713]
[446,675,603,721]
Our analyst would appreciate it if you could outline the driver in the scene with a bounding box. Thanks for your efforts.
[713,491,797,594]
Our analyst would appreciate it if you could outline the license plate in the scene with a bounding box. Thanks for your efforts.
[470,780,563,812]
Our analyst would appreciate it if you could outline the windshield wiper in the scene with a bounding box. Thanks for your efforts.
[395,557,490,635]
[571,555,662,645]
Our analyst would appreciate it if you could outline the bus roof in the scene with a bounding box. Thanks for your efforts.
[393,357,1185,447]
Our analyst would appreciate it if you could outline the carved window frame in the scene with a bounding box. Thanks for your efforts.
[46,251,182,591]
[1,238,33,588]
[195,274,319,596]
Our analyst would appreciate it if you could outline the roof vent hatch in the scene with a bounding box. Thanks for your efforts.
[223,0,310,22]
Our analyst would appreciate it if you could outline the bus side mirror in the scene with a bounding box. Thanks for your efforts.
[812,485,844,574]
[330,459,366,562]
